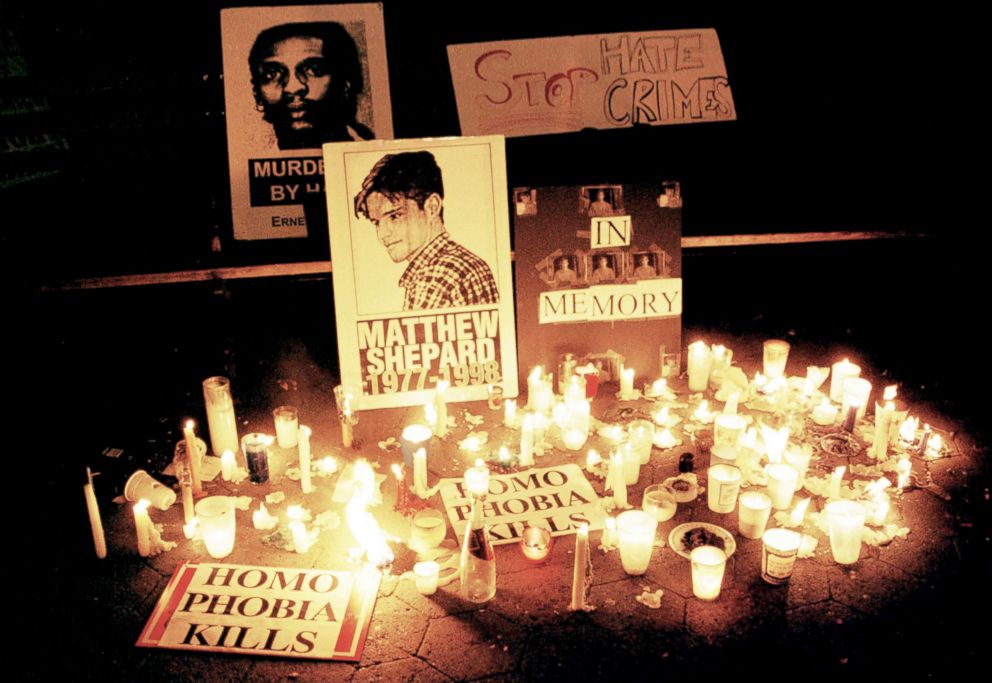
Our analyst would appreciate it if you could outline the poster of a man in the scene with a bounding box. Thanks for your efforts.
[590,254,616,283]
[553,256,577,285]
[632,252,658,279]
[221,4,392,240]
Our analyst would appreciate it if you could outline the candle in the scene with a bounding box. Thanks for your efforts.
[180,464,194,526]
[400,424,432,469]
[917,423,932,455]
[609,450,628,509]
[465,459,490,498]
[617,510,657,575]
[565,375,586,404]
[627,420,655,465]
[287,506,312,554]
[620,443,641,486]
[619,366,635,399]
[761,425,790,464]
[830,359,861,402]
[520,414,535,466]
[413,448,429,498]
[220,450,236,482]
[710,344,732,389]
[762,339,790,379]
[602,516,618,548]
[527,367,553,413]
[707,464,742,513]
[897,458,912,489]
[687,341,713,392]
[714,414,746,449]
[790,497,811,526]
[784,445,812,489]
[829,466,846,499]
[133,499,152,557]
[520,525,552,563]
[586,449,602,471]
[317,456,337,476]
[413,561,441,595]
[690,545,726,600]
[872,400,894,460]
[842,377,873,423]
[723,391,741,416]
[504,399,517,427]
[766,463,799,510]
[298,425,313,494]
[410,508,447,555]
[842,400,861,433]
[761,528,802,584]
[202,376,239,457]
[693,400,715,424]
[241,433,271,484]
[812,398,839,426]
[562,429,587,451]
[196,496,236,559]
[649,378,668,398]
[865,478,891,526]
[424,402,437,430]
[272,405,299,449]
[738,491,772,539]
[434,380,449,437]
[496,446,512,467]
[84,468,107,559]
[183,420,203,496]
[926,433,943,458]
[392,464,411,510]
[654,428,678,450]
[570,524,590,610]
[825,500,865,565]
[532,414,549,455]
[652,406,671,428]
[341,402,355,448]
[252,502,278,530]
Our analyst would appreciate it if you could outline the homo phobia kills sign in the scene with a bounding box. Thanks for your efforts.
[448,29,734,137]
[439,464,605,545]
[137,563,379,661]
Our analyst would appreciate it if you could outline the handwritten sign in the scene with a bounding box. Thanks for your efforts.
[439,464,604,545]
[137,562,379,661]
[448,29,734,137]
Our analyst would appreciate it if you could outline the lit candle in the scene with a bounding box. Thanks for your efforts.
[392,464,411,510]
[272,405,299,449]
[413,448,429,498]
[710,344,732,389]
[413,561,441,595]
[465,459,490,498]
[586,449,602,472]
[528,367,553,413]
[649,378,668,398]
[424,401,437,431]
[520,524,552,562]
[723,391,740,416]
[766,463,798,510]
[486,383,503,410]
[714,413,746,450]
[738,491,772,539]
[400,424,432,469]
[563,429,587,451]
[917,423,932,455]
[654,428,678,450]
[897,458,912,489]
[619,366,635,399]
[842,377,873,422]
[202,376,239,457]
[287,506,312,554]
[133,499,152,557]
[252,502,278,529]
[565,375,586,403]
[761,425,790,464]
[341,400,355,448]
[687,341,713,393]
[520,414,535,466]
[865,478,891,526]
[872,400,895,461]
[761,528,801,584]
[653,406,672,427]
[829,466,846,499]
[220,449,236,482]
[830,359,861,402]
[620,442,641,486]
[183,420,203,496]
[812,398,839,426]
[789,497,811,526]
[434,380,449,437]
[617,510,657,575]
[83,468,107,559]
[627,420,655,465]
[926,433,943,458]
[298,425,313,494]
[762,339,790,379]
[602,516,618,548]
[899,416,919,448]
[825,500,865,565]
[690,545,726,600]
[609,450,628,509]
[707,464,742,513]
[316,456,337,476]
[504,399,517,427]
[784,445,812,489]
[196,496,236,558]
[496,446,512,467]
[693,400,715,424]
[570,524,590,611]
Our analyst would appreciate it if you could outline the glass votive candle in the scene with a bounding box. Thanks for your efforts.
[519,525,552,563]
[202,376,239,457]
[825,500,866,565]
[713,413,747,449]
[761,528,802,584]
[690,545,727,601]
[413,561,440,595]
[627,420,656,465]
[195,496,235,559]
[616,510,657,575]
[766,463,799,510]
[709,444,739,468]
[763,339,790,379]
[401,424,432,469]
[707,464,742,514]
[687,341,713,393]
[842,377,873,422]
[409,508,447,556]
[241,433,271,484]
[620,443,642,486]
[738,491,773,539]
[642,484,677,522]
[562,428,588,451]
[272,405,299,449]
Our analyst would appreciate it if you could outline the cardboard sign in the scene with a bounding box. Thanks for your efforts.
[448,29,734,137]
[137,562,380,661]
[439,464,604,545]
[221,4,393,240]
[323,136,519,409]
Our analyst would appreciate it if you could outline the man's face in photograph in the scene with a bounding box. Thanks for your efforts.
[254,36,334,138]
[366,192,434,263]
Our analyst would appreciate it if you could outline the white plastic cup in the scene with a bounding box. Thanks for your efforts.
[616,510,657,575]
[690,545,727,600]
[413,561,440,595]
[707,464,742,513]
[124,470,176,511]
[195,496,235,559]
[738,491,773,540]
[825,500,866,565]
[761,528,802,584]
[766,463,799,510]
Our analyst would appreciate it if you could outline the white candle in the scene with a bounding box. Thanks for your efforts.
[133,499,152,557]
[897,458,912,489]
[586,449,602,472]
[627,420,655,465]
[272,405,299,449]
[714,414,746,449]
[298,425,313,494]
[202,376,239,457]
[565,375,586,403]
[287,506,312,554]
[616,510,656,575]
[761,528,802,584]
[761,425,790,464]
[842,378,873,422]
[926,433,943,458]
[825,500,865,565]
[504,399,517,427]
[413,448,429,498]
[570,524,590,611]
[738,491,772,539]
[252,502,278,530]
[690,545,726,600]
[649,378,668,398]
[830,359,861,402]
[183,420,203,496]
[562,429,587,451]
[693,400,715,424]
[520,414,535,466]
[609,450,628,509]
[707,464,742,513]
[528,367,553,413]
[766,463,799,510]
[619,366,635,398]
[872,400,894,461]
[316,456,337,476]
[602,516,618,548]
[789,497,811,526]
[196,496,236,559]
[434,380,449,437]
[762,339,790,379]
[722,391,740,416]
[652,406,672,427]
[414,561,441,595]
[465,459,490,498]
[829,466,846,499]
[220,449,236,482]
[654,428,678,450]
[784,445,812,489]
[620,442,641,486]
[84,468,107,559]
[687,341,713,392]
[180,465,194,525]
[812,398,838,426]
[341,401,355,448]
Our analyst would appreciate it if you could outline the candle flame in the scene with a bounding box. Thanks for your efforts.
[790,498,811,526]
[897,458,911,489]
[135,499,151,514]
[586,449,602,467]
[184,419,195,431]
[317,456,337,474]
[883,385,898,401]
[656,428,677,449]
[498,446,511,463]
[475,458,485,468]
[653,406,671,426]
[391,463,403,480]
[346,466,393,571]
[713,344,727,359]
[651,379,667,396]
[300,424,312,438]
[286,505,305,521]
[529,366,542,381]
[899,416,919,444]
[928,433,944,455]
[760,424,790,464]
[460,436,482,452]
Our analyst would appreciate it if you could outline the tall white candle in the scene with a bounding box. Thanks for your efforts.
[465,459,490,498]
[183,420,203,496]
[84,468,107,559]
[520,414,535,467]
[434,380,449,437]
[202,376,239,456]
[830,359,861,402]
[133,500,152,557]
[687,341,713,392]
[298,425,313,494]
[504,399,517,427]
[872,401,894,461]
[619,366,635,398]
[569,524,590,611]
[609,450,628,509]
[413,448,429,498]
[825,500,865,564]
[180,464,194,525]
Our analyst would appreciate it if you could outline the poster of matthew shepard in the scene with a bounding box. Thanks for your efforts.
[324,136,519,410]
[221,4,393,240]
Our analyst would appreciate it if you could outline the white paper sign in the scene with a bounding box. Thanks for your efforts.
[539,278,682,324]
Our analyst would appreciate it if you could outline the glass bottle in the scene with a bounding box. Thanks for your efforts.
[460,498,496,603]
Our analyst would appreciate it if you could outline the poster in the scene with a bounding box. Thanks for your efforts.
[448,29,734,137]
[137,562,380,661]
[438,464,605,545]
[323,136,519,409]
[221,4,393,240]
[513,182,683,386]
